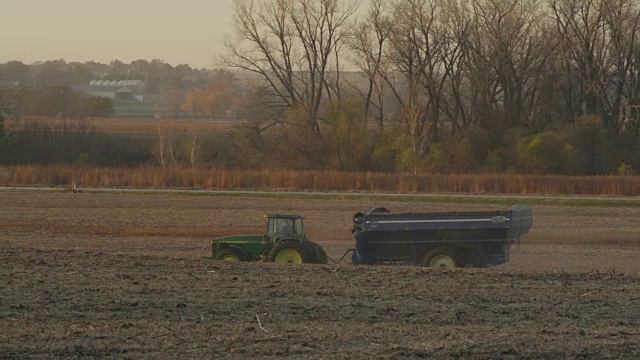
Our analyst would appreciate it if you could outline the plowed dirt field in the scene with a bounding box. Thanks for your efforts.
[1,191,639,359]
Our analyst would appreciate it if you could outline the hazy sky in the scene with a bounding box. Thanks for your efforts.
[0,0,237,69]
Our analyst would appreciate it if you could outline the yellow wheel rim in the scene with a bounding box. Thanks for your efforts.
[274,249,303,264]
[221,255,240,261]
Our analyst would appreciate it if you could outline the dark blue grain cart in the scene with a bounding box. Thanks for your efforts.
[351,204,532,268]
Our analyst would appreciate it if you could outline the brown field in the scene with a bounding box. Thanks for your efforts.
[5,117,237,133]
[1,190,640,359]
[84,118,237,133]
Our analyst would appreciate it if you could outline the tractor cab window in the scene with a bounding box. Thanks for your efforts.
[292,218,303,235]
[266,217,303,237]
[276,218,294,235]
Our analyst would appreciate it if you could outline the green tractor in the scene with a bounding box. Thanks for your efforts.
[211,214,328,264]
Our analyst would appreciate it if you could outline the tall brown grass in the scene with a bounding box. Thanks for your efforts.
[1,165,639,196]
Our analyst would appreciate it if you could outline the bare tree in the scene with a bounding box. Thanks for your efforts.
[435,0,473,135]
[221,0,359,137]
[155,120,177,169]
[348,0,393,130]
[348,0,474,170]
[601,0,640,132]
[463,0,551,136]
[183,126,202,169]
[380,0,457,168]
[625,34,640,134]
[550,0,640,130]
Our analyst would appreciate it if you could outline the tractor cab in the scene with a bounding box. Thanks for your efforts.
[266,214,305,240]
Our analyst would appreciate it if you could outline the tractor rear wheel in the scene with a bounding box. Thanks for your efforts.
[303,240,328,264]
[424,247,462,268]
[215,248,246,262]
[269,242,312,264]
[314,244,329,264]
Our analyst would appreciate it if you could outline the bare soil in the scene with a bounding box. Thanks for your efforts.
[1,191,639,359]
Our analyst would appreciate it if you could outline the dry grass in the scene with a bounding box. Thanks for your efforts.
[2,165,640,196]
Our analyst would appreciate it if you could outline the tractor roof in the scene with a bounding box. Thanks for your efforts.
[265,214,305,219]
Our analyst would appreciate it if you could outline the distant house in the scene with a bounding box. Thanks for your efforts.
[73,80,146,101]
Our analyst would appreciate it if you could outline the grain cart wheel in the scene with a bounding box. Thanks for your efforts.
[215,248,245,262]
[269,242,311,264]
[424,247,461,268]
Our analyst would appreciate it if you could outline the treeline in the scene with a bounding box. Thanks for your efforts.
[220,0,640,176]
[2,0,640,177]
[0,59,212,93]
[1,87,113,119]
[1,58,241,120]
[0,120,150,166]
[0,118,230,168]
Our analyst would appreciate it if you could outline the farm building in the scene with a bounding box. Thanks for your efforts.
[73,80,146,101]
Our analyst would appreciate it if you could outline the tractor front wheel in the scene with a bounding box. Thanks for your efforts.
[215,248,246,262]
[268,242,311,264]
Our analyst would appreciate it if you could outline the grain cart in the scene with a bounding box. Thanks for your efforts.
[350,204,532,268]
[212,214,328,264]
